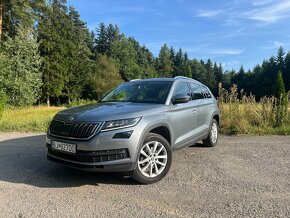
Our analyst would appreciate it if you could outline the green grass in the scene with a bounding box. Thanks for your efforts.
[0,103,289,135]
[218,84,290,135]
[0,106,63,132]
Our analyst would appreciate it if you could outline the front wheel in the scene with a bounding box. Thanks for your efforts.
[203,119,219,147]
[132,133,172,184]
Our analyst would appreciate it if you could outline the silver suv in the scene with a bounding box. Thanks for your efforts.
[46,77,220,184]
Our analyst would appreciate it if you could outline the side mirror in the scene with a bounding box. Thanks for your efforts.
[172,94,191,104]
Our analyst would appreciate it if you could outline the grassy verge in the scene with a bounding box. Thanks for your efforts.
[0,103,289,135]
[218,84,290,135]
[0,106,63,132]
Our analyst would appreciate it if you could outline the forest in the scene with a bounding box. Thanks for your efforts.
[0,0,290,108]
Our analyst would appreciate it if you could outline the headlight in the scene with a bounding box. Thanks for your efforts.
[101,117,141,132]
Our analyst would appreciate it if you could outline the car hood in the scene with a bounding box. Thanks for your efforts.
[54,102,167,122]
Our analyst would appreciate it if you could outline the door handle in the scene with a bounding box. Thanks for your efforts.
[192,109,197,114]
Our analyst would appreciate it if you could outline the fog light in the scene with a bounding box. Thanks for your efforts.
[113,131,133,139]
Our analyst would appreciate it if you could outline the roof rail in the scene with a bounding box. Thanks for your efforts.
[129,79,142,82]
[174,76,193,80]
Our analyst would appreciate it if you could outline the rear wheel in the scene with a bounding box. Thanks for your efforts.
[203,119,219,147]
[132,133,172,184]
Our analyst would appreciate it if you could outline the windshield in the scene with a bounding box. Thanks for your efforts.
[101,81,172,104]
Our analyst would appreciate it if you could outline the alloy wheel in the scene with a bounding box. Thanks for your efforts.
[138,141,168,178]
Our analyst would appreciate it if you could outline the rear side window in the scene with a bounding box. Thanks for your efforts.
[189,83,204,100]
[173,82,191,97]
[201,86,212,98]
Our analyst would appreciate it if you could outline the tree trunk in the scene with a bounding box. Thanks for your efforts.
[47,95,50,107]
[0,0,3,41]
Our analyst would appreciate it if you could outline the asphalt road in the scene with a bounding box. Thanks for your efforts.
[0,133,289,218]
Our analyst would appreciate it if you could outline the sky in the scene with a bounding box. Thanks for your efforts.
[67,0,290,71]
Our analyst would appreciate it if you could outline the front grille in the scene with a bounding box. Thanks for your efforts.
[47,147,129,163]
[49,120,100,139]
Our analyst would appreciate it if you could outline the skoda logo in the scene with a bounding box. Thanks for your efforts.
[66,115,75,123]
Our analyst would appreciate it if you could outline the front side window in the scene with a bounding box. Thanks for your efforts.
[101,81,172,104]
[190,83,204,100]
[172,82,191,97]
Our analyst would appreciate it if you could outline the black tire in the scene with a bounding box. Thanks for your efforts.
[202,119,219,147]
[132,133,172,184]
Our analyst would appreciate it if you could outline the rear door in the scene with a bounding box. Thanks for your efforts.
[189,83,206,135]
[199,86,215,131]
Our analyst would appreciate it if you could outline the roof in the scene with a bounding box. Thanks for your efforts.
[129,76,203,85]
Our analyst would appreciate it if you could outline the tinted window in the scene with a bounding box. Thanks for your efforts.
[201,86,212,98]
[190,83,204,100]
[101,81,172,104]
[173,82,191,97]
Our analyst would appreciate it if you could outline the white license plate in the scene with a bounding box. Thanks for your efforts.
[51,141,76,154]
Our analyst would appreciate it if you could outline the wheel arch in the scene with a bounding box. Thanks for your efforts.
[133,123,173,170]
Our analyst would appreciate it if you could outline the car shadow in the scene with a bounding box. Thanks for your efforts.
[189,142,208,148]
[0,134,139,188]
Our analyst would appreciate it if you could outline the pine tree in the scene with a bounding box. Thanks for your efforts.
[204,59,216,89]
[106,24,120,56]
[273,71,287,127]
[1,0,44,39]
[173,48,184,77]
[275,71,286,98]
[111,35,140,81]
[86,54,123,99]
[275,46,285,73]
[0,25,42,106]
[157,44,173,78]
[64,6,93,103]
[190,59,207,83]
[38,0,73,106]
[0,0,3,41]
[95,22,108,55]
[284,52,290,92]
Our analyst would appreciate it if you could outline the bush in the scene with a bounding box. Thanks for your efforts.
[0,91,7,120]
[218,83,290,135]
[66,99,97,108]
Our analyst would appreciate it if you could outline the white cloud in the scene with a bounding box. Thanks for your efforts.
[195,9,225,18]
[186,46,245,58]
[245,0,290,23]
[269,40,284,47]
[210,49,245,55]
[252,0,276,6]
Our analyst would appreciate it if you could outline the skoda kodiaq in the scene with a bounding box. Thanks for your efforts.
[46,76,220,184]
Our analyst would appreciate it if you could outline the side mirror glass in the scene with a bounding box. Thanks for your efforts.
[172,94,191,104]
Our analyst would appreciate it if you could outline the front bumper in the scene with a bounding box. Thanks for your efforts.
[46,126,144,172]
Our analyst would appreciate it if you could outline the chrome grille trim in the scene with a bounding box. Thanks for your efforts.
[49,120,102,140]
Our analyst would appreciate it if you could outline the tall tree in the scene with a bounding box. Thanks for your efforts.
[111,35,140,81]
[204,59,216,89]
[38,0,73,106]
[156,44,173,78]
[0,0,3,41]
[86,54,123,99]
[173,48,185,77]
[95,22,108,55]
[276,46,285,73]
[64,6,93,103]
[106,24,120,56]
[190,59,207,83]
[0,25,42,106]
[128,37,156,78]
[284,52,290,91]
[275,71,286,98]
[1,0,44,39]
